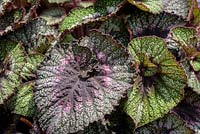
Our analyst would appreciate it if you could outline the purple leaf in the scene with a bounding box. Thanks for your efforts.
[34,31,133,133]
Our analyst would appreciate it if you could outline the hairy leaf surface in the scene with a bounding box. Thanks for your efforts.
[60,0,125,32]
[124,36,186,127]
[135,113,193,134]
[34,31,133,133]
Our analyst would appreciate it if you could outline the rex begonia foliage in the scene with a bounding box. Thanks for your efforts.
[34,31,133,133]
[0,0,200,133]
[124,36,187,127]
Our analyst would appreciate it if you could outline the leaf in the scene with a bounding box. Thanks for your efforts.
[135,113,194,134]
[127,8,185,38]
[7,82,35,117]
[99,16,130,46]
[124,36,186,127]
[170,27,200,94]
[127,0,163,14]
[0,40,17,62]
[77,121,110,134]
[173,89,200,133]
[0,9,24,35]
[6,18,58,53]
[163,0,190,19]
[0,0,12,15]
[0,43,24,105]
[60,0,125,32]
[41,7,66,25]
[48,0,71,4]
[193,8,200,25]
[0,19,56,105]
[34,31,133,133]
[0,0,39,36]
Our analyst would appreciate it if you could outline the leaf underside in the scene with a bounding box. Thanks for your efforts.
[34,31,133,133]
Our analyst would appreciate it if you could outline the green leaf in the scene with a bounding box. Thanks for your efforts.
[124,36,186,127]
[170,27,200,94]
[0,19,56,105]
[7,82,35,117]
[60,0,125,32]
[127,0,163,14]
[193,8,200,25]
[135,113,194,134]
[41,7,66,25]
[99,16,130,46]
[0,43,24,105]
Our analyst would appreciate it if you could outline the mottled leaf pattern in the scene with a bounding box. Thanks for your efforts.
[7,82,35,117]
[99,16,129,46]
[135,113,193,134]
[0,43,24,104]
[170,27,200,94]
[163,0,190,19]
[6,18,57,53]
[127,8,185,38]
[60,0,125,32]
[34,31,133,133]
[173,90,200,133]
[124,36,186,127]
[41,7,66,25]
[127,0,163,14]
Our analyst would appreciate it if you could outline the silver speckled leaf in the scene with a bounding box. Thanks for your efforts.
[127,8,185,38]
[173,90,200,133]
[99,16,130,46]
[0,43,24,105]
[163,0,190,19]
[41,7,66,25]
[6,18,57,53]
[60,0,125,32]
[34,31,133,133]
[135,113,194,134]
